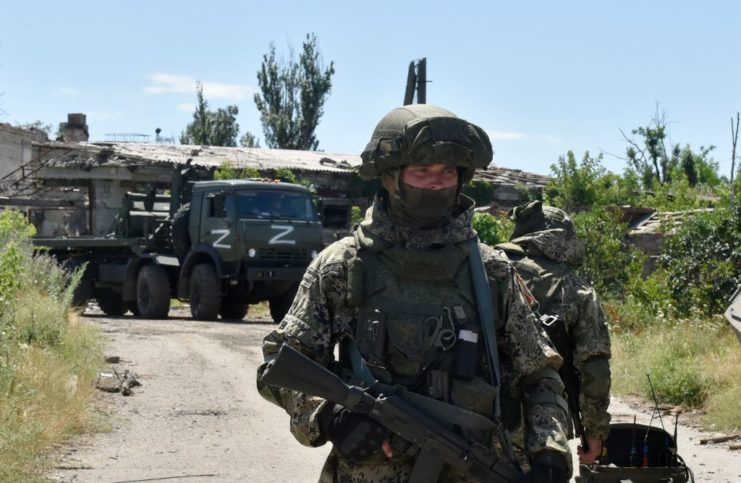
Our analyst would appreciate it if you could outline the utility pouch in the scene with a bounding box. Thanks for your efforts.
[426,369,450,402]
[356,308,386,366]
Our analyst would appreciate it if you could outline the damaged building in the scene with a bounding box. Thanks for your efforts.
[0,114,552,241]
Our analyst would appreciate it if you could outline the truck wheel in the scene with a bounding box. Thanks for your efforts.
[219,300,248,320]
[71,279,93,310]
[268,285,298,323]
[96,288,126,316]
[137,265,171,319]
[128,302,141,316]
[190,263,220,321]
[172,203,191,260]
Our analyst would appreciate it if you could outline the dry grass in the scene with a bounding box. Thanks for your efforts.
[611,316,741,432]
[0,295,102,481]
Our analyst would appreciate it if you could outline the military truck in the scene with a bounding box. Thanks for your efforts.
[33,179,323,322]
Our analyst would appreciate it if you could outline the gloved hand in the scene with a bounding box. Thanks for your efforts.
[520,450,569,483]
[319,405,390,462]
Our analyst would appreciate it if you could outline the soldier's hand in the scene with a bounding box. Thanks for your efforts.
[520,450,569,483]
[319,405,390,462]
[578,436,602,464]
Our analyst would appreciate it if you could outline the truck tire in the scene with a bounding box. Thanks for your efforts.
[127,302,141,316]
[96,288,126,316]
[71,279,93,310]
[190,263,220,321]
[172,203,191,260]
[219,300,248,320]
[137,264,171,319]
[269,285,298,323]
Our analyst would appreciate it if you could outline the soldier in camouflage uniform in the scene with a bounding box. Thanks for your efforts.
[257,105,572,482]
[496,200,611,465]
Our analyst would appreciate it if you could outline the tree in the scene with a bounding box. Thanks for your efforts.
[239,131,260,148]
[623,108,718,188]
[254,33,335,150]
[180,82,255,147]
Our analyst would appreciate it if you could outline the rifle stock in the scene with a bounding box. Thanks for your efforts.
[260,344,523,483]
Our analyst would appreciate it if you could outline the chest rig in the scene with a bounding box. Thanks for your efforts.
[345,229,498,420]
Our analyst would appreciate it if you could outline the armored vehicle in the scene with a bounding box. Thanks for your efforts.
[34,179,323,322]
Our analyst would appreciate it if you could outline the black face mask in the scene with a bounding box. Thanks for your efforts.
[387,184,458,229]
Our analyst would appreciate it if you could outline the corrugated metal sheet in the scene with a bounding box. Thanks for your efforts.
[35,141,362,174]
[34,141,551,187]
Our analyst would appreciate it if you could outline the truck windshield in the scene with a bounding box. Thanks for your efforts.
[236,191,316,221]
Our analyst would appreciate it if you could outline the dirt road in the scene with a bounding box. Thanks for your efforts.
[48,310,741,483]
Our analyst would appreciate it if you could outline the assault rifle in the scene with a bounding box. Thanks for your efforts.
[260,343,524,483]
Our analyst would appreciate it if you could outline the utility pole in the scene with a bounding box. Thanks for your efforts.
[403,58,428,105]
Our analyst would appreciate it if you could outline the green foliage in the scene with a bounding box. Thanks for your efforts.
[213,161,239,181]
[462,180,493,207]
[611,317,740,410]
[180,82,243,147]
[659,205,740,315]
[571,208,645,297]
[274,168,299,184]
[544,151,605,211]
[239,131,260,148]
[624,108,719,189]
[472,212,513,246]
[254,33,335,150]
[544,151,643,210]
[350,206,364,225]
[213,161,261,181]
[0,211,101,481]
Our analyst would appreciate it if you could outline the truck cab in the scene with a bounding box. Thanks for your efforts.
[175,180,323,321]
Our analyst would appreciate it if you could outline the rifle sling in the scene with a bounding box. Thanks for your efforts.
[467,237,518,464]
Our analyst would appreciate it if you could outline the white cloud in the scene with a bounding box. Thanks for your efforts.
[144,73,253,101]
[486,130,563,144]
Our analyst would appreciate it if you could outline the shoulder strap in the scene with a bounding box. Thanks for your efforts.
[467,238,517,462]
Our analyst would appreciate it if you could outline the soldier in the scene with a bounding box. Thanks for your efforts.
[497,200,612,465]
[257,105,572,482]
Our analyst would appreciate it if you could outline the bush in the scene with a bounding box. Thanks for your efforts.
[0,209,101,481]
[611,315,741,420]
[462,180,493,207]
[659,205,741,315]
[572,208,645,297]
[472,212,513,246]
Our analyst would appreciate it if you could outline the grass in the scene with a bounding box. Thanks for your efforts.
[610,310,741,432]
[0,212,103,482]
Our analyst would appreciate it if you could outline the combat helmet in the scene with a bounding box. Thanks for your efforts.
[509,200,577,239]
[359,104,493,183]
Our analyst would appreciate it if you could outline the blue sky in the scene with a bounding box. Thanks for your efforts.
[1,1,739,177]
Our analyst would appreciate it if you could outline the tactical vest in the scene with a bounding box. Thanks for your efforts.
[345,229,501,421]
[496,242,574,321]
[498,242,580,438]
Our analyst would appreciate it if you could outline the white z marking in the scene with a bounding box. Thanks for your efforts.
[211,229,231,249]
[269,224,296,245]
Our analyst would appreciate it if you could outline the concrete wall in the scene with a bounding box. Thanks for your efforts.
[0,124,47,180]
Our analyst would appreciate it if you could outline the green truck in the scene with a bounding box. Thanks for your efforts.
[33,179,324,322]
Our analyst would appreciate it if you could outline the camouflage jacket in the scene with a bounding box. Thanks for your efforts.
[498,228,612,440]
[258,196,571,481]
